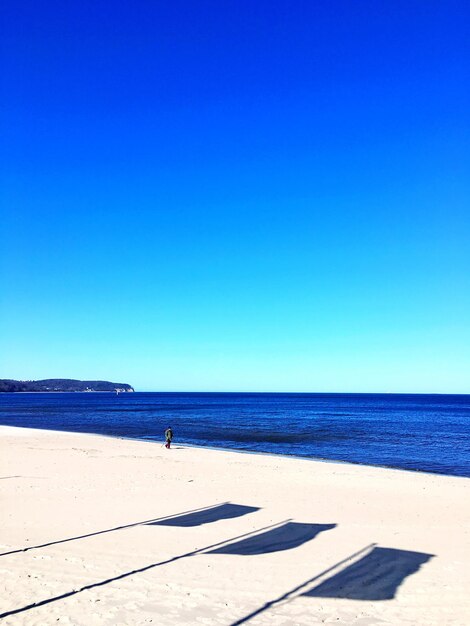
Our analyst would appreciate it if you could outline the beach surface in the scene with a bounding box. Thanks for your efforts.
[1,426,469,625]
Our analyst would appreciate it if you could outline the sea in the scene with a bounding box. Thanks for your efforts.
[0,392,469,478]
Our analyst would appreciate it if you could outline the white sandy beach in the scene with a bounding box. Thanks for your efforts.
[1,426,469,625]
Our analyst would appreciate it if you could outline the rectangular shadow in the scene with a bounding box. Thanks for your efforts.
[147,503,259,527]
[208,522,336,555]
[304,546,434,600]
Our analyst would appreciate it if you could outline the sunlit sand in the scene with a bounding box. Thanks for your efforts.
[1,426,469,625]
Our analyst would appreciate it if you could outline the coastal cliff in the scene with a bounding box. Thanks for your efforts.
[0,379,134,393]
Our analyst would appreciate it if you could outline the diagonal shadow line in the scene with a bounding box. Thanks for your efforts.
[0,519,292,620]
[230,543,377,626]
[0,502,230,557]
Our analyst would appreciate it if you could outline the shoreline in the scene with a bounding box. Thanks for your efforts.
[140,436,470,480]
[1,423,468,480]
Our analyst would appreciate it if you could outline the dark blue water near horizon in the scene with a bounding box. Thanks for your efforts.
[1,392,469,478]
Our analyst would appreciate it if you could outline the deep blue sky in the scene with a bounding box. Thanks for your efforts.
[1,1,469,392]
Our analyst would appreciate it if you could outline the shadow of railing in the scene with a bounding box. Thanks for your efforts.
[0,502,234,557]
[0,519,290,620]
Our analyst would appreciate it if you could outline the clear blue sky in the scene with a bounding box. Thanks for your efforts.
[1,1,469,392]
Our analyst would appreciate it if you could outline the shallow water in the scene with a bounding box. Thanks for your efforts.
[1,392,469,477]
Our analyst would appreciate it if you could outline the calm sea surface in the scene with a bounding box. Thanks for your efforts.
[1,392,469,477]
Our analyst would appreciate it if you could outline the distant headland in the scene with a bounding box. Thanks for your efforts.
[0,379,134,393]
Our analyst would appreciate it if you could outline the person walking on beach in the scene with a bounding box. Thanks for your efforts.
[164,426,173,449]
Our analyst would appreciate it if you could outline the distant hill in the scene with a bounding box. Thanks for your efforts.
[0,379,134,393]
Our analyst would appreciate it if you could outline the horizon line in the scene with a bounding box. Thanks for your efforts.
[134,389,470,395]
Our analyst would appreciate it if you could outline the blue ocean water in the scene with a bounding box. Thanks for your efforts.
[0,392,469,477]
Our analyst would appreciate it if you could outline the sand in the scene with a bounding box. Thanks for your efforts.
[1,426,469,626]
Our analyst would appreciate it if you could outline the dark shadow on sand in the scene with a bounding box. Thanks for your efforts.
[304,546,434,601]
[0,519,287,620]
[230,543,373,626]
[0,502,234,557]
[230,543,434,625]
[147,503,259,527]
[209,522,335,555]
